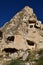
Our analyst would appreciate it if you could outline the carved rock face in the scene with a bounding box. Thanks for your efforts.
[0,6,43,53]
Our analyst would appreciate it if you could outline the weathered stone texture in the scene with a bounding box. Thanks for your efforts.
[0,6,43,59]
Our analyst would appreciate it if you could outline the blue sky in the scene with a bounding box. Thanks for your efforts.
[0,0,43,27]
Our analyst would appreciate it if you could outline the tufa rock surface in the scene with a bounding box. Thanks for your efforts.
[0,6,43,60]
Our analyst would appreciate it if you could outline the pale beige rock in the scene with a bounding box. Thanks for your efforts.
[0,6,43,59]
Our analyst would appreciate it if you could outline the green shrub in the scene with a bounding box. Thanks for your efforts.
[35,54,43,65]
[7,59,25,65]
[38,49,43,55]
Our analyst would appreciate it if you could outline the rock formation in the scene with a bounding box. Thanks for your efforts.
[0,6,43,60]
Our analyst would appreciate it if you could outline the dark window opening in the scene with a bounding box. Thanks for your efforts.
[29,21,35,23]
[0,31,3,39]
[30,25,33,28]
[34,25,39,29]
[7,36,14,41]
[2,48,18,53]
[26,40,34,46]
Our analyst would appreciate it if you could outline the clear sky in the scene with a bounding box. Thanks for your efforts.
[0,0,43,27]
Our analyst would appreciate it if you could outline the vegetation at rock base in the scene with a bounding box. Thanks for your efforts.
[35,55,43,65]
[7,59,25,65]
[35,49,43,65]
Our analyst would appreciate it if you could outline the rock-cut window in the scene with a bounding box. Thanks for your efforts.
[5,36,14,43]
[30,25,33,28]
[7,36,14,41]
[26,40,34,46]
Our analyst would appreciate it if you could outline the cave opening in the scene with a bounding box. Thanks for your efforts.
[2,48,18,53]
[26,40,34,46]
[30,25,33,28]
[7,36,14,41]
[29,21,35,23]
[34,25,40,29]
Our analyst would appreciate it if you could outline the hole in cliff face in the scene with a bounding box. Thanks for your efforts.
[30,25,33,28]
[34,25,40,29]
[2,48,18,53]
[26,40,34,46]
[7,36,14,41]
[6,36,15,43]
[29,21,35,23]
